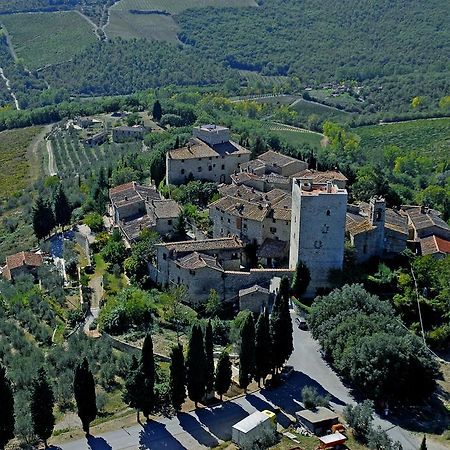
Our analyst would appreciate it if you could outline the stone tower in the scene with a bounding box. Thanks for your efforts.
[289,180,348,297]
[369,196,386,256]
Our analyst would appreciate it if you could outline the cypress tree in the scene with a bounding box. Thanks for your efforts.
[271,283,294,372]
[0,365,14,450]
[73,358,97,435]
[32,197,55,240]
[186,323,207,407]
[31,368,55,448]
[254,309,272,387]
[420,436,427,450]
[140,334,155,419]
[123,356,145,422]
[291,261,311,298]
[214,351,232,401]
[204,319,215,395]
[152,100,162,122]
[169,344,186,411]
[238,313,255,391]
[53,185,72,229]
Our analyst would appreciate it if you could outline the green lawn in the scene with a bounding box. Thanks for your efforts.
[0,126,43,199]
[0,11,97,69]
[355,117,450,163]
[290,98,352,123]
[106,0,256,42]
[270,128,323,149]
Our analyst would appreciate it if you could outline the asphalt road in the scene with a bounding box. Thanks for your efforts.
[56,312,449,450]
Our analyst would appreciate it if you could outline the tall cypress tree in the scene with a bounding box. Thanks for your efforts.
[254,309,272,387]
[0,365,14,450]
[214,351,232,401]
[31,368,55,448]
[152,100,162,122]
[32,197,55,240]
[239,313,255,391]
[186,323,207,407]
[53,185,72,229]
[123,355,145,422]
[169,344,186,411]
[73,358,97,435]
[420,436,427,450]
[271,281,294,372]
[140,334,155,419]
[204,320,215,395]
[291,261,311,298]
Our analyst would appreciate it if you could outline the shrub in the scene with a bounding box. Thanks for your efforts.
[301,386,330,410]
[84,212,103,232]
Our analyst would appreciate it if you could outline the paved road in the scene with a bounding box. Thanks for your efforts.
[56,312,449,450]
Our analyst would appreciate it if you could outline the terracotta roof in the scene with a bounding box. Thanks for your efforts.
[258,150,304,168]
[292,169,348,182]
[109,182,161,208]
[210,196,268,222]
[3,252,43,280]
[158,237,243,253]
[239,284,269,297]
[175,252,223,271]
[218,184,287,205]
[167,138,250,160]
[346,217,376,236]
[149,200,181,219]
[420,235,450,256]
[121,215,155,242]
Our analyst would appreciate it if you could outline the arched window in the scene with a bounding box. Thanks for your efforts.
[326,209,331,216]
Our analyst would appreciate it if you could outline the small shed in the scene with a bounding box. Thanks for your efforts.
[238,284,270,313]
[232,410,276,449]
[296,407,339,435]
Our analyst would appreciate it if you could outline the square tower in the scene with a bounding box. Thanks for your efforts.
[289,180,348,297]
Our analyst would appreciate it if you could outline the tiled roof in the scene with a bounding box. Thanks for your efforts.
[292,169,348,182]
[258,150,302,168]
[218,184,286,205]
[403,207,450,232]
[175,252,223,271]
[149,200,181,219]
[239,284,269,297]
[158,236,243,253]
[167,138,250,160]
[121,215,155,242]
[3,251,43,280]
[420,235,450,256]
[346,217,376,236]
[239,159,266,172]
[109,181,161,208]
[385,209,408,235]
[210,196,268,222]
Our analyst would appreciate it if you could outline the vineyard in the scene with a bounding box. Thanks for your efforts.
[49,129,142,178]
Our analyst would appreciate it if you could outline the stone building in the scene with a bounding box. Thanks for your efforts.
[109,182,181,243]
[84,131,108,147]
[151,237,293,303]
[238,285,270,313]
[289,180,348,297]
[346,198,408,262]
[2,251,43,282]
[209,184,291,266]
[292,169,348,189]
[112,125,145,143]
[166,125,251,185]
[419,235,450,258]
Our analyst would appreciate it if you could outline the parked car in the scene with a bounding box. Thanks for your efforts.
[295,317,308,330]
[280,365,294,380]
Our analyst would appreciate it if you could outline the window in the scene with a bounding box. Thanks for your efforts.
[272,218,276,224]
[181,169,185,175]
[177,277,180,283]
[168,220,172,225]
[209,157,212,161]
[163,253,167,260]
[243,224,248,229]
[221,164,225,170]
[221,216,223,221]
[198,167,202,172]
[181,159,185,163]
[376,210,382,221]
[189,270,195,276]
[270,227,277,233]
[227,218,231,223]
[208,166,212,171]
[326,209,331,216]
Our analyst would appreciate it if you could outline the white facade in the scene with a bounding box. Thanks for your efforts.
[289,180,348,297]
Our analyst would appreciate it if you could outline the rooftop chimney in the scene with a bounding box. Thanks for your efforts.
[326,181,332,193]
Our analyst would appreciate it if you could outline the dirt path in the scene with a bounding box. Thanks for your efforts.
[269,121,324,135]
[46,139,58,176]
[74,10,102,40]
[0,67,20,110]
[27,125,52,181]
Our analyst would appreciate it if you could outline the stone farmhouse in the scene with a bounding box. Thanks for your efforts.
[1,251,43,282]
[209,184,292,266]
[346,197,408,263]
[166,125,251,185]
[109,181,181,244]
[84,131,108,147]
[238,284,270,313]
[112,125,145,143]
[400,205,450,258]
[289,180,348,297]
[150,237,292,302]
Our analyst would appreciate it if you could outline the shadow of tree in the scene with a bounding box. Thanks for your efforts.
[245,393,292,428]
[86,435,113,450]
[139,420,187,450]
[195,402,248,441]
[177,412,219,448]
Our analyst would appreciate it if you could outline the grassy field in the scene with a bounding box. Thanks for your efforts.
[309,88,363,111]
[0,126,43,200]
[0,11,97,69]
[355,117,450,162]
[290,98,352,123]
[239,70,290,88]
[106,0,256,42]
[268,127,323,149]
